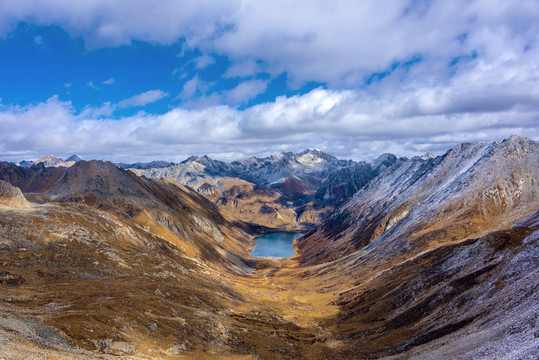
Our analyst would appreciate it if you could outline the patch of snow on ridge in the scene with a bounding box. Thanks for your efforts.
[434,142,493,195]
[296,153,326,167]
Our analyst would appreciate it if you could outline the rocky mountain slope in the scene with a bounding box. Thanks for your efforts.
[296,153,407,226]
[197,177,299,234]
[1,135,537,359]
[297,135,538,265]
[295,210,539,359]
[292,134,539,357]
[128,149,357,232]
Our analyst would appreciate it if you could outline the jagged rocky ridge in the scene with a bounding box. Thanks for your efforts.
[297,135,539,265]
[295,153,407,227]
[16,154,82,168]
[128,149,355,196]
[12,150,407,233]
[126,149,393,232]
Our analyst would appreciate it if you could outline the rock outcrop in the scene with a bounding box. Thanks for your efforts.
[0,180,29,208]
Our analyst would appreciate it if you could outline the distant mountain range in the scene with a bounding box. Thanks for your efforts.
[5,148,484,233]
[16,154,82,168]
[122,149,386,231]
[122,148,355,193]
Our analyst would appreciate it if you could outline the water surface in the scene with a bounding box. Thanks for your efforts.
[251,231,303,258]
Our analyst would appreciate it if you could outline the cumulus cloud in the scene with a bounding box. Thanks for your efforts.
[102,78,115,85]
[1,0,537,86]
[118,89,169,108]
[223,79,268,104]
[193,54,215,69]
[0,0,538,161]
[1,75,538,162]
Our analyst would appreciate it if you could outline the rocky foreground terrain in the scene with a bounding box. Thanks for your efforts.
[0,135,537,359]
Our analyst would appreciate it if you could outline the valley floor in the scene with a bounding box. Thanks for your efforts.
[1,172,538,359]
[2,222,538,360]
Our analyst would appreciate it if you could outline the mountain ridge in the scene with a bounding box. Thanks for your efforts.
[296,135,538,265]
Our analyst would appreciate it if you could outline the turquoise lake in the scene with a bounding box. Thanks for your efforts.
[251,232,304,257]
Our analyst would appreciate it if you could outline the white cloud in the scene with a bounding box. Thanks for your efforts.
[102,78,115,85]
[64,83,72,88]
[177,78,267,106]
[79,102,116,118]
[223,79,268,104]
[181,75,202,99]
[0,1,538,161]
[1,1,537,86]
[118,90,169,108]
[1,71,538,163]
[223,59,260,78]
[193,54,215,69]
[177,75,215,102]
[86,81,97,89]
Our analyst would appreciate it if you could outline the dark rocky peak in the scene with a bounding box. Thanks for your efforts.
[198,155,219,166]
[182,155,200,163]
[371,153,398,173]
[193,156,231,174]
[31,162,46,170]
[65,154,82,162]
[47,160,149,199]
[17,160,35,168]
[314,162,376,204]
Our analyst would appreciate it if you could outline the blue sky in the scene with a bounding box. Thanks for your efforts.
[0,22,323,116]
[0,0,538,162]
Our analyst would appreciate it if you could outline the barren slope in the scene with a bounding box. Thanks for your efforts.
[1,136,537,359]
[297,135,538,265]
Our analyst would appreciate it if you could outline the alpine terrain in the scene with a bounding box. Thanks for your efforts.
[125,149,373,232]
[0,135,537,359]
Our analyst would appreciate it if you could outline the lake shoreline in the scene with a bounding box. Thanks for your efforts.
[251,231,304,258]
